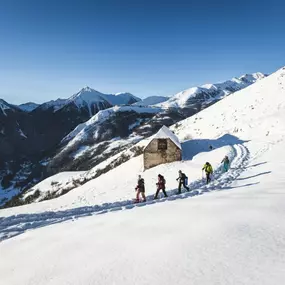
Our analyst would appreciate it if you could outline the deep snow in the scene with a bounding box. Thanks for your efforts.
[0,67,285,285]
[0,142,284,285]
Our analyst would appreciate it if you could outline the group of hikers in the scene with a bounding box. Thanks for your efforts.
[134,155,230,203]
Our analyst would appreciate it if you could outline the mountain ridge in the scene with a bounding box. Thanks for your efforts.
[156,72,267,109]
[1,71,267,113]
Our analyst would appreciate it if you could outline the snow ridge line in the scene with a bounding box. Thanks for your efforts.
[0,144,250,242]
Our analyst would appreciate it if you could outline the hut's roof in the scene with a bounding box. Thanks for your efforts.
[145,125,181,150]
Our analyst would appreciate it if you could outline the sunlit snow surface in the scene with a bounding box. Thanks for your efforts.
[1,68,285,285]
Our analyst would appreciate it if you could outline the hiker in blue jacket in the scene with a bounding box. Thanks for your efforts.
[221,156,230,172]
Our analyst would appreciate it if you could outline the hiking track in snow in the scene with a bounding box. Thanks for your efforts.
[0,143,250,242]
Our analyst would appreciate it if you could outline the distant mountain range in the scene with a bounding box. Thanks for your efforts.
[17,102,39,112]
[17,87,141,114]
[14,72,267,114]
[156,73,266,109]
[0,72,267,207]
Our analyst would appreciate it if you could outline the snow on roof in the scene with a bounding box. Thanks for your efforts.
[145,125,181,150]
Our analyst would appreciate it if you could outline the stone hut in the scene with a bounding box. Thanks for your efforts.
[143,125,182,170]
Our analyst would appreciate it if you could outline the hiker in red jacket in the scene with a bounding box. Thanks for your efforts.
[154,174,168,199]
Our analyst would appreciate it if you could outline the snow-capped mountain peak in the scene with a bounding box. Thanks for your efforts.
[68,87,108,104]
[157,72,267,109]
[81,86,94,92]
[238,72,267,84]
[14,87,141,119]
[0,99,11,108]
[0,99,14,116]
[61,87,111,116]
[54,87,141,117]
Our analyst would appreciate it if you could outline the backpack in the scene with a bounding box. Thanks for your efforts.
[138,178,144,187]
[206,165,213,173]
[181,173,187,180]
[161,176,166,184]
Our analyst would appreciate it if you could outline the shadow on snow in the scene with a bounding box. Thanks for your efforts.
[182,134,248,160]
[245,162,268,168]
[236,171,271,181]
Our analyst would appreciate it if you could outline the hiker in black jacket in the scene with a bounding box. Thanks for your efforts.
[176,170,189,194]
[135,175,146,203]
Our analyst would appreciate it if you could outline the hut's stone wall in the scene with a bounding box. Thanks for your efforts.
[143,138,182,170]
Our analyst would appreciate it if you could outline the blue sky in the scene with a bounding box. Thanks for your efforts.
[0,0,284,104]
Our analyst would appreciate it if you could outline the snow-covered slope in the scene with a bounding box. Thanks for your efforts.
[21,171,85,202]
[1,67,285,285]
[133,95,169,106]
[158,72,267,109]
[62,105,161,145]
[174,69,283,141]
[17,102,39,112]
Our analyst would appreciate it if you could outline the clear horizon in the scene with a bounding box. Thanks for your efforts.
[0,0,284,104]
